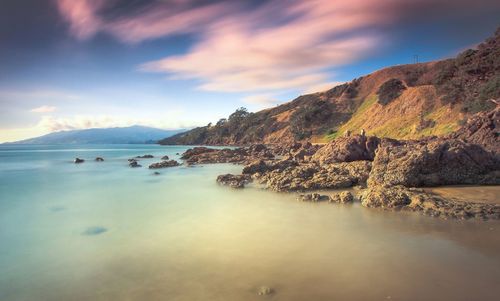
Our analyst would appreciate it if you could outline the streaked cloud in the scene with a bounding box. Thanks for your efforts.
[30,105,57,113]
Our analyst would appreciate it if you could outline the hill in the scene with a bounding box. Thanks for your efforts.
[8,125,185,144]
[161,27,499,145]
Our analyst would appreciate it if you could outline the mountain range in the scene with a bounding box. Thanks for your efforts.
[7,125,185,144]
[161,28,499,145]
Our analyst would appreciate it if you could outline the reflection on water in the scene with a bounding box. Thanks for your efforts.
[0,145,499,301]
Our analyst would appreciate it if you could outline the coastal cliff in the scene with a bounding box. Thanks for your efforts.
[160,28,499,145]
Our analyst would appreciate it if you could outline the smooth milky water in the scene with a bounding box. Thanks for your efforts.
[1,145,499,301]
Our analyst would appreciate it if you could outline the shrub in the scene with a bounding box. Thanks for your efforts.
[377,79,406,105]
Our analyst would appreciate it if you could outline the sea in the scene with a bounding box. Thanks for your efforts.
[0,144,499,301]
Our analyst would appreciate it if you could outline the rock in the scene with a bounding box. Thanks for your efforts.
[129,161,141,168]
[248,159,371,192]
[153,171,161,175]
[311,135,382,164]
[128,158,137,162]
[149,160,180,169]
[298,193,329,202]
[329,191,355,204]
[216,174,251,188]
[368,138,500,187]
[161,155,170,160]
[360,185,500,220]
[257,286,274,296]
[181,145,275,165]
[136,154,154,158]
[95,157,104,162]
[448,106,500,154]
[74,158,84,163]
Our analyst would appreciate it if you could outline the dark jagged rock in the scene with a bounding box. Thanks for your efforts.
[129,160,141,168]
[136,154,154,159]
[297,193,329,202]
[311,135,382,164]
[361,185,500,220]
[368,138,500,187]
[74,158,84,163]
[329,191,355,204]
[161,155,170,160]
[216,174,251,188]
[448,105,500,153]
[149,160,180,169]
[153,171,161,175]
[95,157,104,162]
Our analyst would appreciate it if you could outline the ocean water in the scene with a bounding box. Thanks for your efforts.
[0,144,500,301]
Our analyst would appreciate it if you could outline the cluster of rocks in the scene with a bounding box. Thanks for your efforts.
[73,157,104,163]
[128,158,141,168]
[135,154,154,159]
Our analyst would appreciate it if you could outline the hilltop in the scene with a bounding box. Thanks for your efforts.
[161,28,499,145]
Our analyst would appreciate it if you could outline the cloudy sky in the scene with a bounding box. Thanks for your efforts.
[0,0,499,142]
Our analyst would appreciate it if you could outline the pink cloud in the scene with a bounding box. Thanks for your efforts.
[141,0,388,93]
[55,0,104,40]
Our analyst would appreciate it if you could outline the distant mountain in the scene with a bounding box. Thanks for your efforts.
[8,125,187,144]
[161,27,499,145]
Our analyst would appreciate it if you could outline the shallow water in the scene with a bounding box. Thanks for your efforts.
[427,185,500,204]
[1,144,500,301]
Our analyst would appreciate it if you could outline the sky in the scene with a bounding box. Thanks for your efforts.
[0,0,499,142]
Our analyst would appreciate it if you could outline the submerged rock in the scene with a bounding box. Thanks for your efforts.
[257,286,274,296]
[95,157,104,162]
[216,174,251,188]
[74,158,84,163]
[297,193,329,202]
[329,191,355,204]
[149,160,180,169]
[82,226,107,236]
[136,154,154,159]
[161,155,170,160]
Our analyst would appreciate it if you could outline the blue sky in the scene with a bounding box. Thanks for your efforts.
[0,0,499,142]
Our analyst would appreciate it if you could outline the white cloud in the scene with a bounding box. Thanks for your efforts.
[30,105,57,113]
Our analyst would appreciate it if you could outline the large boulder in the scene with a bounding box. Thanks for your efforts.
[311,135,381,164]
[368,138,500,187]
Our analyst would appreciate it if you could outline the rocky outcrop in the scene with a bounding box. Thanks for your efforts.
[448,106,499,154]
[74,158,84,163]
[95,157,104,162]
[245,159,371,191]
[311,135,381,164]
[181,145,274,165]
[216,174,251,188]
[149,160,180,169]
[368,138,500,187]
[361,185,500,220]
[161,155,170,160]
[136,154,154,159]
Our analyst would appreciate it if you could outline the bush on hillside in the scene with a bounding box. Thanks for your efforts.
[377,79,406,105]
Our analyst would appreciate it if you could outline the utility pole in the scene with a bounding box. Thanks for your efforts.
[413,54,419,64]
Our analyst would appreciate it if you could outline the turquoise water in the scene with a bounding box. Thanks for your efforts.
[1,144,500,301]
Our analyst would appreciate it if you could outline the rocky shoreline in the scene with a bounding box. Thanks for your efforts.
[187,107,500,220]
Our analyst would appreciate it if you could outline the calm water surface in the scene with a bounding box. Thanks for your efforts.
[0,144,499,301]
